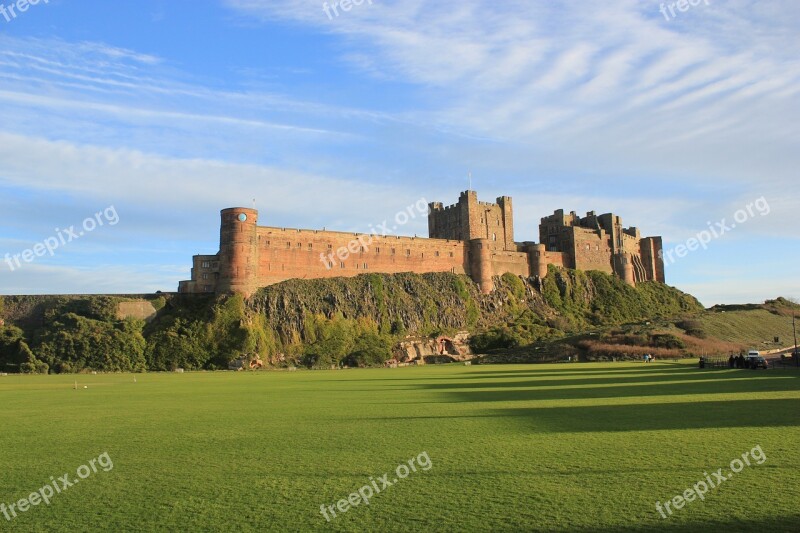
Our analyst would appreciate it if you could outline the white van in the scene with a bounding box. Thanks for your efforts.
[746,350,768,369]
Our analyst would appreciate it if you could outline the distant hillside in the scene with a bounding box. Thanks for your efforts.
[699,298,799,350]
[0,270,708,372]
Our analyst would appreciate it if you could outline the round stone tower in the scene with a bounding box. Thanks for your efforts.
[616,252,636,287]
[217,207,259,296]
[526,243,548,279]
[469,238,494,294]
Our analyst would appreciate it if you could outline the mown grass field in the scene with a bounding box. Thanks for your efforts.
[1,362,798,532]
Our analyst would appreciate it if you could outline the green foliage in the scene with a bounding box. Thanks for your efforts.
[651,333,686,349]
[300,314,392,369]
[0,326,48,373]
[465,299,480,328]
[471,309,561,352]
[676,319,707,338]
[367,274,391,333]
[391,318,407,336]
[542,267,703,330]
[145,318,210,371]
[0,270,708,372]
[35,313,146,373]
[18,341,48,374]
[41,296,121,323]
[144,294,273,371]
[342,331,393,367]
[453,277,471,300]
[502,273,527,301]
[301,313,354,368]
[542,267,564,309]
[150,296,167,312]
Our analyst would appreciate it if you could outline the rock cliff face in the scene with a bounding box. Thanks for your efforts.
[0,270,703,372]
[395,332,474,364]
[247,272,487,345]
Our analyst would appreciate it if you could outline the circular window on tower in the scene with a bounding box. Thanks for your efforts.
[238,213,248,222]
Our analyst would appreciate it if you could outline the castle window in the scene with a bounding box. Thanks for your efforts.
[328,244,332,249]
[297,243,302,249]
[202,273,209,280]
[435,251,440,257]
[363,263,368,269]
[340,262,345,269]
[376,247,380,254]
[201,261,210,268]
[406,249,411,256]
[450,252,454,258]
[586,244,590,251]
[286,242,291,249]
[360,246,364,252]
[493,233,497,241]
[308,243,313,251]
[391,248,396,255]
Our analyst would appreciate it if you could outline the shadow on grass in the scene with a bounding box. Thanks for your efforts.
[329,364,706,384]
[417,371,800,403]
[490,398,800,433]
[587,513,800,533]
[369,399,800,432]
[412,372,769,391]
[469,363,695,375]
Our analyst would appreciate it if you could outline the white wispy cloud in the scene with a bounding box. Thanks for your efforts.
[0,1,796,303]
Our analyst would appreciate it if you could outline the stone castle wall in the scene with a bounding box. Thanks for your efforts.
[179,191,665,297]
[254,226,468,287]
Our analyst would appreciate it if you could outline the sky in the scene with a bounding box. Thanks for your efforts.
[0,0,797,306]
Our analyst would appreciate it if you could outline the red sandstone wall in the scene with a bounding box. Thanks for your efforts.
[488,251,530,278]
[572,227,614,274]
[255,227,468,286]
[545,251,565,268]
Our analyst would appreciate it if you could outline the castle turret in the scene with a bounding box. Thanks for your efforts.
[469,238,494,294]
[616,252,636,287]
[527,243,548,279]
[217,207,259,296]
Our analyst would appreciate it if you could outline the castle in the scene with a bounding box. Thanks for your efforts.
[178,191,665,297]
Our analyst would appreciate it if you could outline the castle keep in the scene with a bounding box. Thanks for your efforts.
[178,191,665,297]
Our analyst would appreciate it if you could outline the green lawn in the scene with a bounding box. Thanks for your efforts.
[1,362,798,532]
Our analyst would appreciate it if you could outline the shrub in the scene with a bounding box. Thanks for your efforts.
[676,319,707,338]
[651,333,686,349]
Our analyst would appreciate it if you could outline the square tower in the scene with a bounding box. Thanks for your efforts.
[429,191,515,251]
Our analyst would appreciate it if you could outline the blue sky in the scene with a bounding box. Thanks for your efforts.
[0,0,797,305]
